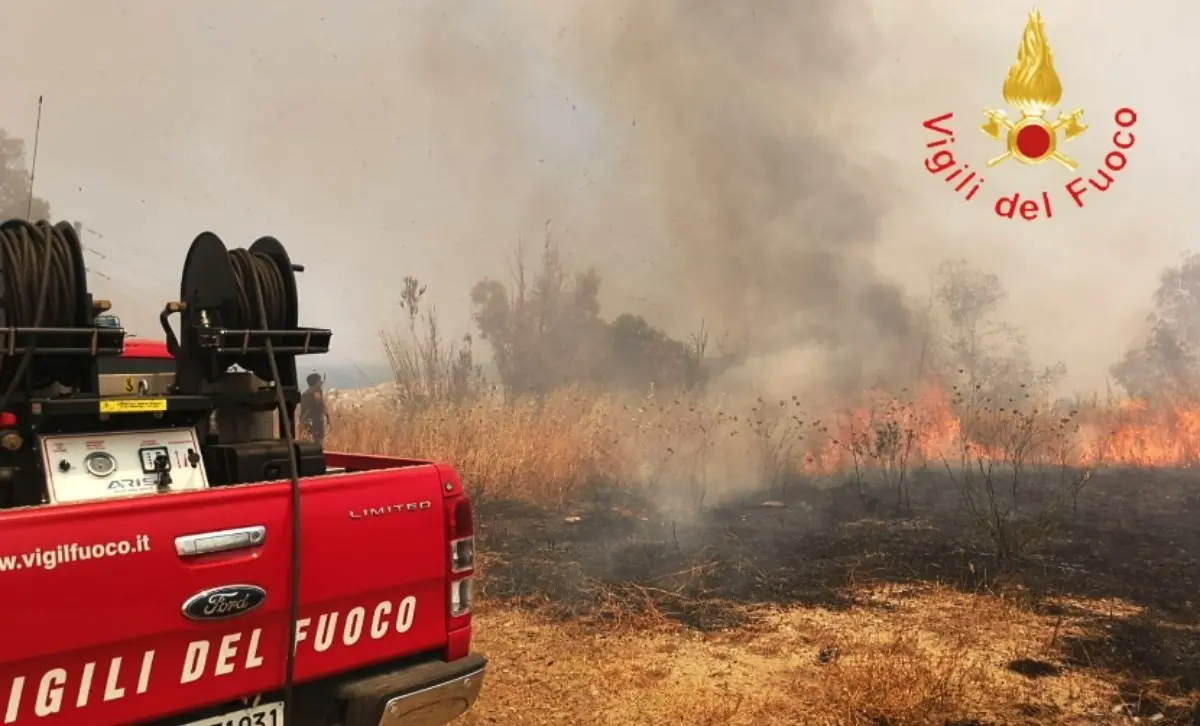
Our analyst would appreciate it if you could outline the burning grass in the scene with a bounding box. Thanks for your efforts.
[325,386,1200,725]
[327,382,1200,506]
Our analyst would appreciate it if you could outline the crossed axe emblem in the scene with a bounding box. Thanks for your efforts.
[980,108,1088,170]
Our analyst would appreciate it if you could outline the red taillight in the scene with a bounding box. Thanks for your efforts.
[447,495,475,619]
[0,412,16,428]
[450,497,474,540]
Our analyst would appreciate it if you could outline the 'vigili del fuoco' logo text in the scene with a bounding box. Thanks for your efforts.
[921,7,1137,221]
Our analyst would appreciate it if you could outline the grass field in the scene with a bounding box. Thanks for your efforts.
[326,386,1200,725]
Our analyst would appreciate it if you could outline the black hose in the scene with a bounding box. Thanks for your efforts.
[228,249,288,332]
[229,244,303,722]
[0,220,80,401]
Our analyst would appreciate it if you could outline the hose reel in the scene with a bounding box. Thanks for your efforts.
[0,218,121,397]
[165,232,330,394]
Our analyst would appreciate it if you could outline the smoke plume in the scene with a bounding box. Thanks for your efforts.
[0,0,1190,393]
[553,0,918,396]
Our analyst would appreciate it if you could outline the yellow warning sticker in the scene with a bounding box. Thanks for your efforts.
[123,376,136,393]
[100,398,167,414]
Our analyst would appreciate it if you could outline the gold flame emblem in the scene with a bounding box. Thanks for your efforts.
[980,8,1086,170]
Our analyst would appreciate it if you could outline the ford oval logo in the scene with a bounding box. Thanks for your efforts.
[182,585,267,621]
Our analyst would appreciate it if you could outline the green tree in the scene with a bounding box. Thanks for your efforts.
[471,239,703,395]
[606,313,705,391]
[471,239,607,395]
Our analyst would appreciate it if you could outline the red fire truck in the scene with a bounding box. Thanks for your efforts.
[0,220,485,725]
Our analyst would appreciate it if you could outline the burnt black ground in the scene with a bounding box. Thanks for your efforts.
[474,467,1200,723]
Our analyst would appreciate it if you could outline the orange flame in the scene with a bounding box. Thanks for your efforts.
[801,384,1200,474]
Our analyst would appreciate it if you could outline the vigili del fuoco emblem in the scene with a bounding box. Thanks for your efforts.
[980,8,1087,170]
[920,5,1139,220]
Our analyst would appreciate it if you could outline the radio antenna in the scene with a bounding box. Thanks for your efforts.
[25,95,43,220]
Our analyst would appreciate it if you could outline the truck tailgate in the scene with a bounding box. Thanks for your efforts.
[0,464,449,726]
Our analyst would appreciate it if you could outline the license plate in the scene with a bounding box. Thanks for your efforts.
[181,701,283,726]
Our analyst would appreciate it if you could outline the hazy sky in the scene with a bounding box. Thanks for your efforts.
[1,0,1193,393]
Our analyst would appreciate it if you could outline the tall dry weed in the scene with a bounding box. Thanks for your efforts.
[327,389,626,505]
[325,378,1189,515]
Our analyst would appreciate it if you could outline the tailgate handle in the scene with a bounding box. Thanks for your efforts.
[175,526,266,557]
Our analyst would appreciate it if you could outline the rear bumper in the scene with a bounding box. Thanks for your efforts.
[338,654,487,726]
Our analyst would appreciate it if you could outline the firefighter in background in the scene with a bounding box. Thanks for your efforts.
[299,372,331,445]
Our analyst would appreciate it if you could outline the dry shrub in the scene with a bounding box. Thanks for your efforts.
[809,633,987,725]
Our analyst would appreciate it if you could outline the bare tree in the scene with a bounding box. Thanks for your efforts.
[934,259,1065,403]
[381,276,481,408]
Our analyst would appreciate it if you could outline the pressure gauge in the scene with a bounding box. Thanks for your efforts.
[84,451,118,478]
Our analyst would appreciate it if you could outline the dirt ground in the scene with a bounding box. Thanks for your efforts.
[459,469,1200,725]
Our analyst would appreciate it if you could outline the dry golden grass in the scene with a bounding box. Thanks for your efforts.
[325,389,1197,725]
[460,586,1131,726]
[327,389,628,505]
[327,384,1200,509]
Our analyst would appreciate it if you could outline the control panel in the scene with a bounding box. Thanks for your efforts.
[40,428,210,504]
